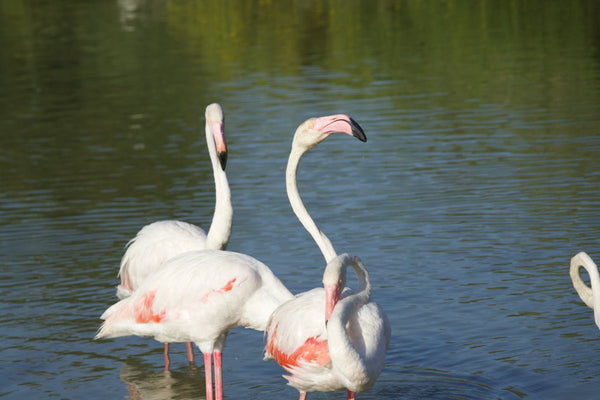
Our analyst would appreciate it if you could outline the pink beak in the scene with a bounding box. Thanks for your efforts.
[210,120,227,170]
[324,284,342,321]
[313,114,366,142]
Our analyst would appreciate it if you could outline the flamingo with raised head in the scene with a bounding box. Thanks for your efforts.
[570,251,600,329]
[116,103,232,369]
[96,113,368,400]
[264,114,391,400]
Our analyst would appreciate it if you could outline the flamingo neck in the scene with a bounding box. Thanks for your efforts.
[326,254,372,391]
[570,252,600,328]
[286,144,337,263]
[205,122,232,251]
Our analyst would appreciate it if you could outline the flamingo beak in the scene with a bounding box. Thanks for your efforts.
[314,114,367,143]
[348,117,367,142]
[324,284,342,321]
[210,120,228,170]
[218,149,228,170]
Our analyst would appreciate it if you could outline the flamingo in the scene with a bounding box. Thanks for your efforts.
[96,250,293,400]
[264,114,391,399]
[116,103,233,369]
[96,113,368,400]
[266,254,390,400]
[570,251,600,329]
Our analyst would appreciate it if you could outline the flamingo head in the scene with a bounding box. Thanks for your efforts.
[205,103,228,170]
[293,114,367,152]
[323,255,348,321]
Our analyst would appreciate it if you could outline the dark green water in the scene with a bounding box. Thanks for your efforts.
[1,0,599,398]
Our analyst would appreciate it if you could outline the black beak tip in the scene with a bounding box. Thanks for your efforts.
[350,117,367,142]
[218,152,228,170]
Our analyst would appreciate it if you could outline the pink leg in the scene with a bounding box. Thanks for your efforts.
[214,351,223,400]
[203,353,214,400]
[163,343,170,371]
[186,342,195,363]
[299,391,307,400]
[347,390,356,400]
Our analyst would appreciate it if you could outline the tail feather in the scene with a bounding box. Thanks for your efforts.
[95,296,135,339]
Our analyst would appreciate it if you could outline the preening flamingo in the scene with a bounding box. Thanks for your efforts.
[264,114,391,399]
[116,103,232,369]
[95,113,371,399]
[266,254,390,399]
[570,251,600,329]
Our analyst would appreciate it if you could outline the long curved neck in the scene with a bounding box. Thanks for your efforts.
[326,255,372,389]
[286,143,337,263]
[205,122,232,250]
[570,252,600,327]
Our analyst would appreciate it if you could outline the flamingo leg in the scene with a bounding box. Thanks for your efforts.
[186,342,195,363]
[204,353,214,400]
[163,343,170,371]
[347,390,356,400]
[214,351,223,400]
[299,391,307,400]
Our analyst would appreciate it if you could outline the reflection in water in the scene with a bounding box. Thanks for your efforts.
[120,359,205,400]
[118,0,141,31]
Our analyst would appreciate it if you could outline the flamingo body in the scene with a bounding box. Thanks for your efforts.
[265,254,390,396]
[98,249,293,400]
[266,288,330,370]
[100,250,293,348]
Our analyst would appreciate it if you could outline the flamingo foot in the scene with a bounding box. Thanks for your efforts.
[163,343,170,371]
[204,353,214,400]
[186,342,195,363]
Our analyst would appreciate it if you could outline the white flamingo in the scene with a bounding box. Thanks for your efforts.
[97,249,293,400]
[116,103,232,369]
[265,115,390,400]
[570,251,600,329]
[96,113,368,400]
[266,254,390,399]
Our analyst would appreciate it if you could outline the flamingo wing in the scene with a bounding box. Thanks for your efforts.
[117,221,208,298]
[265,288,329,367]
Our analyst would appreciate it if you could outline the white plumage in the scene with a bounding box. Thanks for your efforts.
[97,249,293,400]
[117,221,208,299]
[265,254,390,398]
[99,250,292,346]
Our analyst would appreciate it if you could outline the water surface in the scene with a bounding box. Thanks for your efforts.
[1,1,599,399]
